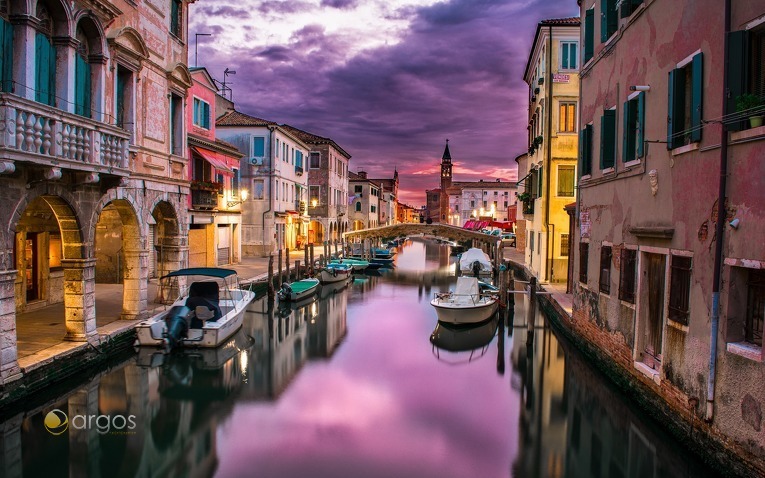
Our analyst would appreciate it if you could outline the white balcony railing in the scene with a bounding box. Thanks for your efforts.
[0,94,130,175]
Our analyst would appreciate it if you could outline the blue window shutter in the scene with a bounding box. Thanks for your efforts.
[600,0,608,42]
[571,45,577,69]
[690,53,703,142]
[600,110,615,169]
[562,43,569,69]
[75,54,91,117]
[637,92,645,157]
[667,68,685,149]
[584,9,594,63]
[193,99,198,125]
[725,30,749,131]
[203,102,210,129]
[0,19,12,92]
[35,33,50,105]
[622,100,631,163]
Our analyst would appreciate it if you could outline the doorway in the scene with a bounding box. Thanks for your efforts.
[24,234,39,302]
[638,252,666,369]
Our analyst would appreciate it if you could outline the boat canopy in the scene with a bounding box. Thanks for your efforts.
[454,277,480,296]
[459,248,492,272]
[162,268,238,279]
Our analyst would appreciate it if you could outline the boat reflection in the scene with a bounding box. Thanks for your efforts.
[430,316,499,364]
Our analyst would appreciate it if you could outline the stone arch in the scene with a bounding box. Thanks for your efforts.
[33,0,72,37]
[73,11,107,57]
[108,26,149,61]
[92,193,145,319]
[166,62,192,89]
[149,198,186,278]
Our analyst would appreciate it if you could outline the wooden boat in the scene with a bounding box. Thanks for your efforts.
[329,258,369,271]
[318,263,353,284]
[430,277,499,324]
[136,268,255,350]
[277,278,320,302]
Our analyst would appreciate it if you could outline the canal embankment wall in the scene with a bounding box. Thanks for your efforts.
[505,259,764,478]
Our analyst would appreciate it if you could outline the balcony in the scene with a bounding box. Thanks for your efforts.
[522,198,534,215]
[0,93,130,176]
[191,189,219,210]
[295,165,304,176]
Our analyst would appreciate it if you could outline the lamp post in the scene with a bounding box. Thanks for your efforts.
[194,33,211,67]
[227,188,248,208]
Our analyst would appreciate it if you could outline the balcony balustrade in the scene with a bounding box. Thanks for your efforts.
[0,94,130,175]
[191,189,219,210]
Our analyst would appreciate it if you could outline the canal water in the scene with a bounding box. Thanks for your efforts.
[0,238,721,478]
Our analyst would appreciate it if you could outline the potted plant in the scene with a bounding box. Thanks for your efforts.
[736,93,764,128]
[516,192,530,202]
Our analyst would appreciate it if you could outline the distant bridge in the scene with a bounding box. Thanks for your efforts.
[342,223,498,246]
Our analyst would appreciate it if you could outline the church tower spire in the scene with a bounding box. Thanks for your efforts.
[440,139,453,191]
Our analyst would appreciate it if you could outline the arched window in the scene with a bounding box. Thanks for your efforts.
[35,3,56,106]
[0,0,12,92]
[74,26,92,117]
[355,201,361,212]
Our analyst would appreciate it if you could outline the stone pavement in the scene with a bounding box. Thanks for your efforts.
[14,248,317,367]
[501,245,573,317]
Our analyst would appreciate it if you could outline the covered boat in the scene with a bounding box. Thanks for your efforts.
[329,258,369,271]
[136,268,255,350]
[277,278,321,302]
[430,276,499,324]
[459,248,493,276]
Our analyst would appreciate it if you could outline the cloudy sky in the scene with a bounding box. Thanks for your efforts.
[189,0,579,206]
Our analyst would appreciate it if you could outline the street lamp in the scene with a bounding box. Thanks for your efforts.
[227,188,248,208]
[311,198,318,207]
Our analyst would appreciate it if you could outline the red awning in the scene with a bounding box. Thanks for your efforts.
[489,220,515,230]
[463,220,475,229]
[191,147,233,173]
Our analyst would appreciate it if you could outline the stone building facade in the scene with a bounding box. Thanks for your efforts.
[0,0,194,383]
[572,0,765,472]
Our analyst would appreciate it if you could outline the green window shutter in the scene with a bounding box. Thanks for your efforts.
[48,39,56,106]
[193,99,198,125]
[667,68,685,149]
[579,128,586,176]
[584,9,594,63]
[0,19,12,93]
[622,100,631,163]
[35,33,50,105]
[690,53,703,142]
[600,110,615,169]
[582,124,592,175]
[75,54,91,117]
[600,0,609,42]
[116,71,126,126]
[562,43,569,69]
[538,166,543,196]
[725,30,749,131]
[607,0,618,39]
[204,102,210,129]
[637,92,646,157]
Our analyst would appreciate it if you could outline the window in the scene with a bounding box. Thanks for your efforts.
[579,243,590,283]
[295,151,303,168]
[253,137,265,158]
[0,6,12,93]
[354,185,362,193]
[170,0,182,38]
[371,205,376,213]
[580,124,593,176]
[115,65,135,141]
[355,202,361,212]
[274,180,279,200]
[600,110,616,170]
[34,4,56,107]
[584,8,594,63]
[193,98,211,129]
[559,102,577,133]
[470,200,475,208]
[623,92,645,162]
[668,255,692,325]
[745,269,765,346]
[619,248,637,303]
[232,169,239,197]
[667,53,703,148]
[561,41,578,70]
[169,92,183,155]
[309,152,320,169]
[74,27,91,118]
[619,0,643,18]
[560,234,570,257]
[599,245,612,294]
[309,185,320,205]
[557,166,575,197]
[600,0,618,42]
[725,27,765,131]
[275,139,280,157]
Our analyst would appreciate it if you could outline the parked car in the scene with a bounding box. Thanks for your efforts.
[500,233,516,247]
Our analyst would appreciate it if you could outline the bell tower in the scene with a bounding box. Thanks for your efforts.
[440,139,452,191]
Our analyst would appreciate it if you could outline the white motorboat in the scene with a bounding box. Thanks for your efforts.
[459,248,493,276]
[430,276,499,324]
[136,268,255,350]
[317,263,353,284]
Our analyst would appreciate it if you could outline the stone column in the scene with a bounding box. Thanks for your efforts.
[121,250,148,320]
[68,382,101,478]
[158,235,188,276]
[11,17,35,101]
[62,258,97,341]
[0,270,20,384]
[0,413,22,478]
[52,37,77,114]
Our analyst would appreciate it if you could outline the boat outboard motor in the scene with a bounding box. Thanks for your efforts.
[164,305,193,349]
[277,283,293,301]
[472,260,482,278]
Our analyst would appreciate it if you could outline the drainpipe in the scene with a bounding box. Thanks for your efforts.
[707,0,731,422]
[262,126,276,257]
[544,24,553,282]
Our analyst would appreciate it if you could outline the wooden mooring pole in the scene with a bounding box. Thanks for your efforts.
[267,254,275,299]
[526,276,537,347]
[277,249,283,286]
[285,248,290,281]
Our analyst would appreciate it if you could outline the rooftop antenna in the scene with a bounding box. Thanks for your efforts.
[222,68,236,101]
[194,33,211,67]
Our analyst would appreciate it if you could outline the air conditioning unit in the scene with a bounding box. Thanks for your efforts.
[250,157,264,165]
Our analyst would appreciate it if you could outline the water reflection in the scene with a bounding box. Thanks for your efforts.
[0,240,724,478]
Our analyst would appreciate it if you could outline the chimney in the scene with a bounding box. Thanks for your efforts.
[358,170,367,179]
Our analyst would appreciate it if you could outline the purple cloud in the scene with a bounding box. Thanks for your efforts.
[190,0,579,206]
[320,0,359,9]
